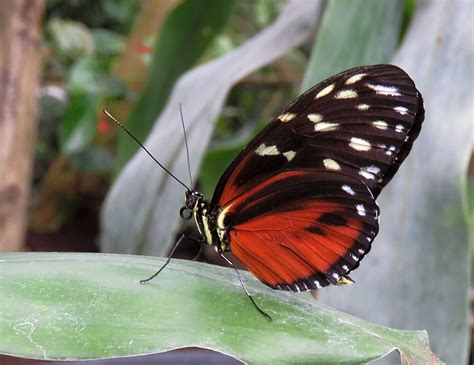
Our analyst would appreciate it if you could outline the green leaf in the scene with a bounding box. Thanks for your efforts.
[91,29,125,57]
[199,144,243,198]
[115,0,235,172]
[301,0,404,89]
[47,18,95,62]
[59,58,101,155]
[0,253,442,364]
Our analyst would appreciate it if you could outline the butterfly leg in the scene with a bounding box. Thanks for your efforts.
[218,253,272,321]
[140,234,187,284]
[140,234,208,284]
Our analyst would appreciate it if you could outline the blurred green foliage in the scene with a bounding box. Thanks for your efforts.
[115,0,236,171]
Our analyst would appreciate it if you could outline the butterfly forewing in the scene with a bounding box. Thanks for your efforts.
[209,64,424,292]
[212,64,424,207]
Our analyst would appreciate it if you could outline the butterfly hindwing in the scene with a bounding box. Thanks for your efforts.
[218,169,379,291]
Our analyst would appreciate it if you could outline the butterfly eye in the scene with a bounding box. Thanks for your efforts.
[179,206,193,220]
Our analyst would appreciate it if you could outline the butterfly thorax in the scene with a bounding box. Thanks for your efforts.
[183,190,229,252]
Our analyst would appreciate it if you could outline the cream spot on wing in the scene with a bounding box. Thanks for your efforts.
[335,89,358,99]
[315,84,335,99]
[315,122,338,132]
[345,73,366,85]
[307,113,323,123]
[255,143,280,156]
[394,106,408,115]
[217,205,232,229]
[357,103,370,111]
[278,112,297,122]
[342,184,356,196]
[323,158,341,170]
[356,204,366,216]
[367,84,401,96]
[349,137,371,151]
[283,150,296,161]
[373,120,388,130]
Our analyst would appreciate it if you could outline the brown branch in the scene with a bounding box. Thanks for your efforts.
[0,0,44,250]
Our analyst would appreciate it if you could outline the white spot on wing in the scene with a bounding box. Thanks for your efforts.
[359,170,375,180]
[359,165,381,180]
[323,158,341,170]
[283,150,296,161]
[373,120,388,130]
[332,272,340,280]
[356,204,366,216]
[335,89,358,99]
[358,248,365,254]
[366,165,381,174]
[367,84,401,96]
[357,104,370,111]
[278,112,296,122]
[307,113,323,123]
[394,106,408,115]
[395,124,404,132]
[386,145,397,156]
[315,122,338,132]
[342,265,349,271]
[315,84,335,99]
[314,280,322,289]
[349,137,371,151]
[342,184,355,196]
[255,143,280,156]
[350,253,359,261]
[345,73,366,85]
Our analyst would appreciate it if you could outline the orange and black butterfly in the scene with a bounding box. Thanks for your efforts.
[109,64,424,318]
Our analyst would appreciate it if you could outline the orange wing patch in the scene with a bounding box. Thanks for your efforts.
[229,200,373,291]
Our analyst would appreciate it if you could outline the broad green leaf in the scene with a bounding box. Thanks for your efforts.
[301,0,404,89]
[100,1,326,256]
[319,1,473,364]
[0,253,442,364]
[115,0,235,171]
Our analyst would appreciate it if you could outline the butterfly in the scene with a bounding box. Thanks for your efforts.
[109,64,424,317]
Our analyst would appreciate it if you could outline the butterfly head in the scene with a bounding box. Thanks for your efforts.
[180,190,204,220]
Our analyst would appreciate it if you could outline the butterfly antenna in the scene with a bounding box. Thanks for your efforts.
[103,109,191,192]
[179,103,193,188]
[219,253,272,321]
